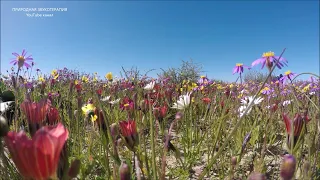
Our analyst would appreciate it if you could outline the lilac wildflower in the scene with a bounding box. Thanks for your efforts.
[10,49,33,69]
[198,75,209,85]
[232,63,250,75]
[252,51,288,71]
[280,70,296,83]
[260,86,273,95]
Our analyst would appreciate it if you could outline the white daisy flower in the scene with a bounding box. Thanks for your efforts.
[101,96,111,102]
[144,81,155,90]
[282,100,292,107]
[171,92,192,110]
[109,98,120,105]
[238,105,252,118]
[241,96,264,106]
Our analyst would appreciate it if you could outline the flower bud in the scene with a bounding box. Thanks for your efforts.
[74,110,78,118]
[116,138,123,147]
[11,76,17,88]
[231,156,237,167]
[119,161,131,180]
[280,154,296,180]
[0,116,9,137]
[110,123,119,139]
[68,159,81,178]
[175,112,183,120]
[248,172,266,180]
[303,161,310,177]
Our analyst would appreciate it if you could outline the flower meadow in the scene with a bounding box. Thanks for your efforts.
[0,48,319,180]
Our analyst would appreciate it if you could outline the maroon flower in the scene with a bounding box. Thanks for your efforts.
[153,105,168,120]
[120,97,134,111]
[96,88,102,96]
[47,107,60,124]
[282,113,311,148]
[282,113,304,137]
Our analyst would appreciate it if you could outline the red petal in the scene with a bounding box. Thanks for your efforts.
[282,113,291,134]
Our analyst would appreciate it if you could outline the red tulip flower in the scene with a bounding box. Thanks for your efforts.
[202,97,211,104]
[282,113,311,148]
[4,123,69,180]
[119,120,138,151]
[47,107,60,124]
[20,98,50,124]
[153,105,168,120]
[96,87,103,96]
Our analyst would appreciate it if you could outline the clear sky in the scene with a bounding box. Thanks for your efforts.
[1,1,319,82]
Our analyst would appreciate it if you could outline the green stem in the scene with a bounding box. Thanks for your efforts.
[95,93,121,166]
[148,94,157,179]
[0,138,10,180]
[198,48,287,179]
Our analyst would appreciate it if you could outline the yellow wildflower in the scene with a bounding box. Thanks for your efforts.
[51,69,59,79]
[302,84,310,92]
[105,72,113,81]
[82,76,89,83]
[38,75,45,83]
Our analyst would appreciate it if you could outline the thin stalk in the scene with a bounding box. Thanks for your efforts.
[0,138,10,180]
[148,94,157,179]
[95,93,121,166]
[198,48,287,179]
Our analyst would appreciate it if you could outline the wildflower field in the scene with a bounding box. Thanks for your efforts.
[0,48,319,180]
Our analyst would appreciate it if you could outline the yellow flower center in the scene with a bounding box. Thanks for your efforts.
[200,75,206,79]
[262,51,275,57]
[236,63,243,67]
[124,103,129,107]
[17,56,25,61]
[285,70,291,75]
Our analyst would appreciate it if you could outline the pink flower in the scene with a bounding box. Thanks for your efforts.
[4,123,69,179]
[20,98,50,124]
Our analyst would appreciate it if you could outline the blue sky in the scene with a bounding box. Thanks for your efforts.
[1,1,319,82]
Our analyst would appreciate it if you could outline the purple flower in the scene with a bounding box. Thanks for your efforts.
[280,70,296,83]
[232,63,250,75]
[260,86,273,95]
[280,88,291,96]
[280,154,296,180]
[198,76,209,85]
[252,51,288,70]
[10,49,33,69]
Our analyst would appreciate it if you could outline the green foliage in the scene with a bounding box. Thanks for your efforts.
[243,70,277,83]
[160,59,203,83]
